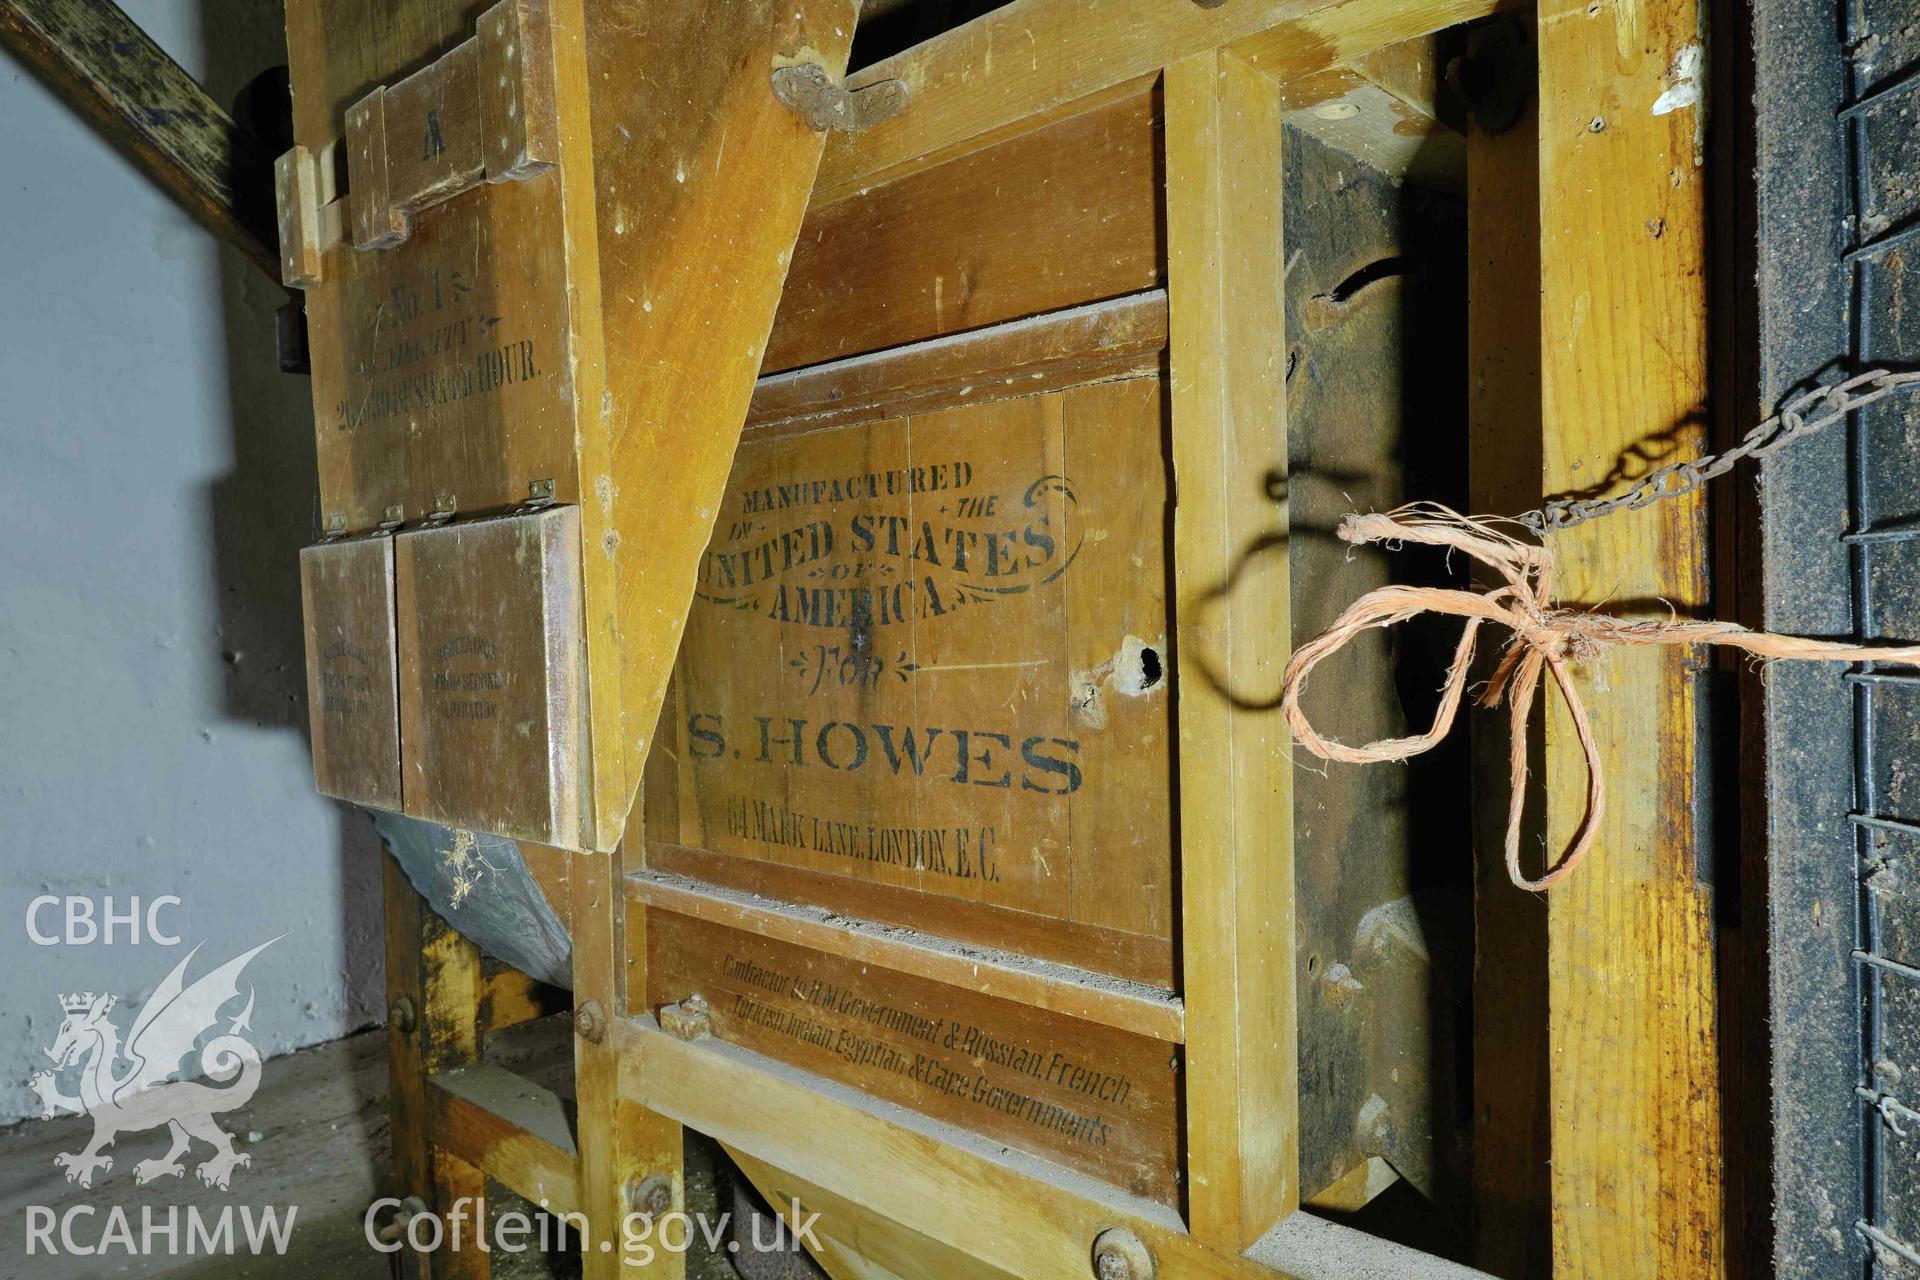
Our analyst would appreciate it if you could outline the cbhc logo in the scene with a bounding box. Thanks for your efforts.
[25,896,183,946]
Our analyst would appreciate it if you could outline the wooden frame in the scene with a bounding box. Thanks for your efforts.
[1533,0,1723,1272]
[382,858,578,1272]
[1165,45,1297,1250]
[362,0,1724,1276]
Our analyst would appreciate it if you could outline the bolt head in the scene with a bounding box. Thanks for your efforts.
[574,999,606,1044]
[1091,1226,1154,1280]
[628,1173,673,1219]
[388,996,416,1035]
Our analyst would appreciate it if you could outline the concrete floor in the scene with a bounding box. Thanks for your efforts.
[0,1020,748,1278]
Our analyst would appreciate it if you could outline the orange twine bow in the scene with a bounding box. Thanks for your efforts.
[1278,502,1920,891]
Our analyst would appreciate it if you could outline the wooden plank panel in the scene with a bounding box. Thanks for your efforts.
[304,156,578,530]
[515,840,573,940]
[577,0,861,850]
[380,37,484,221]
[276,143,329,287]
[643,909,1183,1207]
[817,0,1516,203]
[747,290,1167,435]
[344,85,404,248]
[299,533,401,811]
[643,376,1176,982]
[285,0,474,151]
[1062,376,1176,939]
[384,855,484,1230]
[384,856,433,1207]
[478,0,558,183]
[427,1064,580,1213]
[395,506,584,846]
[625,870,1184,1041]
[1164,47,1296,1250]
[1535,1,1724,1276]
[764,87,1162,374]
[1225,0,1520,82]
[646,841,1173,986]
[625,1018,1487,1280]
[431,1147,490,1278]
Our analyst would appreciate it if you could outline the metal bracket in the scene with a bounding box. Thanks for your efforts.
[771,63,908,135]
[659,993,714,1041]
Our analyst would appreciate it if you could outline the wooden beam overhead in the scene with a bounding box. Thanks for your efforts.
[821,0,1517,203]
[0,0,279,277]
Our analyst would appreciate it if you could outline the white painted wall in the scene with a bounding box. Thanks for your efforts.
[0,1,384,1124]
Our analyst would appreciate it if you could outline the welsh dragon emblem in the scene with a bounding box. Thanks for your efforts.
[28,938,277,1190]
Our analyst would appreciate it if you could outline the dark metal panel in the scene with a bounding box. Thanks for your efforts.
[1750,0,1872,1275]
[1283,124,1472,1244]
[1756,0,1920,1272]
[372,810,573,990]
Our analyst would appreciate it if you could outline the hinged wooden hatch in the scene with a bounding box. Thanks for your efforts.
[279,0,865,852]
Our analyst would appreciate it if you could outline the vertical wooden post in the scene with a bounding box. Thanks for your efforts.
[574,836,684,1277]
[385,854,485,1275]
[1536,1,1726,1276]
[1466,26,1552,1277]
[433,1149,491,1279]
[1165,47,1297,1251]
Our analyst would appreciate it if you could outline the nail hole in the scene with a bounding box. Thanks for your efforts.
[1139,646,1163,690]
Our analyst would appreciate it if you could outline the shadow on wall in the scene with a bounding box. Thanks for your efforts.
[195,0,386,1059]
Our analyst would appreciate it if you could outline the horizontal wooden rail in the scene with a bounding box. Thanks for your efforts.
[426,1063,579,1216]
[748,289,1168,432]
[819,0,1519,203]
[620,1016,1494,1280]
[627,870,1185,1043]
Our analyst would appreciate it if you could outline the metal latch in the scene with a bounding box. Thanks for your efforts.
[772,63,908,134]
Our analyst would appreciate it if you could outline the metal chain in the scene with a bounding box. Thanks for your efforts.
[1516,368,1920,536]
